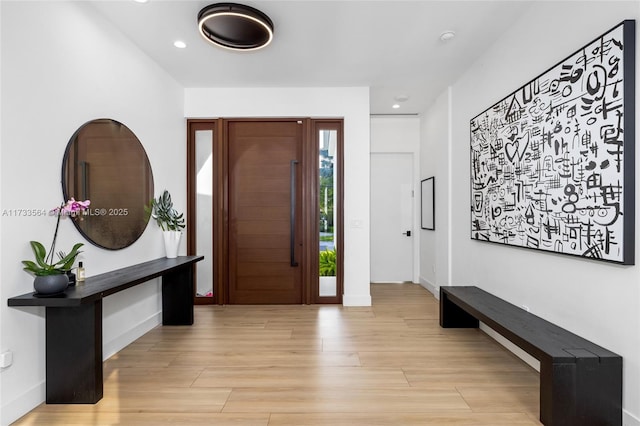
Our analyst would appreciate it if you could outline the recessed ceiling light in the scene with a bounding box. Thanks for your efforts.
[198,3,274,51]
[440,31,456,42]
[394,95,410,103]
[174,40,187,49]
[392,104,400,109]
[133,0,149,3]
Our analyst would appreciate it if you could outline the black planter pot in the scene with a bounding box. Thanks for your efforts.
[34,274,69,295]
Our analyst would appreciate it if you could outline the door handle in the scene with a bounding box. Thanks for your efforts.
[403,230,411,237]
[290,160,299,267]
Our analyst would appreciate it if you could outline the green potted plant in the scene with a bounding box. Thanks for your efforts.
[319,248,336,277]
[22,241,84,277]
[148,190,185,258]
[319,248,337,297]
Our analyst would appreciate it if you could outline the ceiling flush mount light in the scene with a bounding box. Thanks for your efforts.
[198,3,274,51]
[440,31,456,42]
[174,40,187,49]
[392,94,408,109]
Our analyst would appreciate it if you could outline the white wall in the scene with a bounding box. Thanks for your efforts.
[0,2,184,424]
[421,1,640,423]
[0,0,4,417]
[419,90,451,294]
[0,1,4,418]
[185,87,371,306]
[370,116,421,283]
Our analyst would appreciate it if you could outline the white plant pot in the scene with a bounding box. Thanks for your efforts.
[319,276,337,297]
[163,231,182,259]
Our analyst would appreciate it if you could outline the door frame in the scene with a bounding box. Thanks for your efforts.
[311,120,344,304]
[186,119,224,305]
[186,118,343,305]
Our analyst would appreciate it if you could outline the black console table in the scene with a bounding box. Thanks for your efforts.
[8,255,203,404]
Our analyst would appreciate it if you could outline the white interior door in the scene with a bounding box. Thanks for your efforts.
[370,153,414,282]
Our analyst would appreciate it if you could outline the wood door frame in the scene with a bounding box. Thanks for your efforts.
[186,119,226,305]
[187,117,343,305]
[311,120,344,304]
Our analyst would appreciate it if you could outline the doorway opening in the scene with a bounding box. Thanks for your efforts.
[370,153,414,283]
[187,118,343,304]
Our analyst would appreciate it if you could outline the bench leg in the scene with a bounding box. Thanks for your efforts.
[439,290,479,328]
[45,301,103,403]
[541,358,622,426]
[162,264,194,325]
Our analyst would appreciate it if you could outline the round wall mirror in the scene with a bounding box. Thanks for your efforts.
[62,119,154,250]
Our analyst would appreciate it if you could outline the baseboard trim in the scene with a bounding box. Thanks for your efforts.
[2,312,162,425]
[103,311,162,360]
[624,409,640,426]
[342,293,371,306]
[418,277,439,299]
[479,322,540,372]
[1,380,45,426]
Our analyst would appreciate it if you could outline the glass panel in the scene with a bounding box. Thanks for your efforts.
[195,130,214,298]
[319,129,337,297]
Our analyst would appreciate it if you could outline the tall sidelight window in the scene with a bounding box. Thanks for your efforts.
[195,130,214,299]
[187,120,219,304]
[313,121,343,303]
[318,129,337,296]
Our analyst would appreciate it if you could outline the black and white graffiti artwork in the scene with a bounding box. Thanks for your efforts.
[470,20,635,264]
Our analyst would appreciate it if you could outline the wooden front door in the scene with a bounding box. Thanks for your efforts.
[227,120,303,304]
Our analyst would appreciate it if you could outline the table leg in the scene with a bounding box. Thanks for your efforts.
[45,301,102,403]
[162,265,194,325]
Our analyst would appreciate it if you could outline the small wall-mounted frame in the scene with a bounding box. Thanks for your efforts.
[421,177,435,230]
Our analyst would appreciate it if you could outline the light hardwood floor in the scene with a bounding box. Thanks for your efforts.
[14,283,542,425]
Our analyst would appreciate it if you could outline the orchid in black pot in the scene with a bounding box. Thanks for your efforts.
[22,241,84,276]
[21,199,89,294]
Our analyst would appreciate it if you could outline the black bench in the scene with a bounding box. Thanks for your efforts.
[440,286,622,426]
